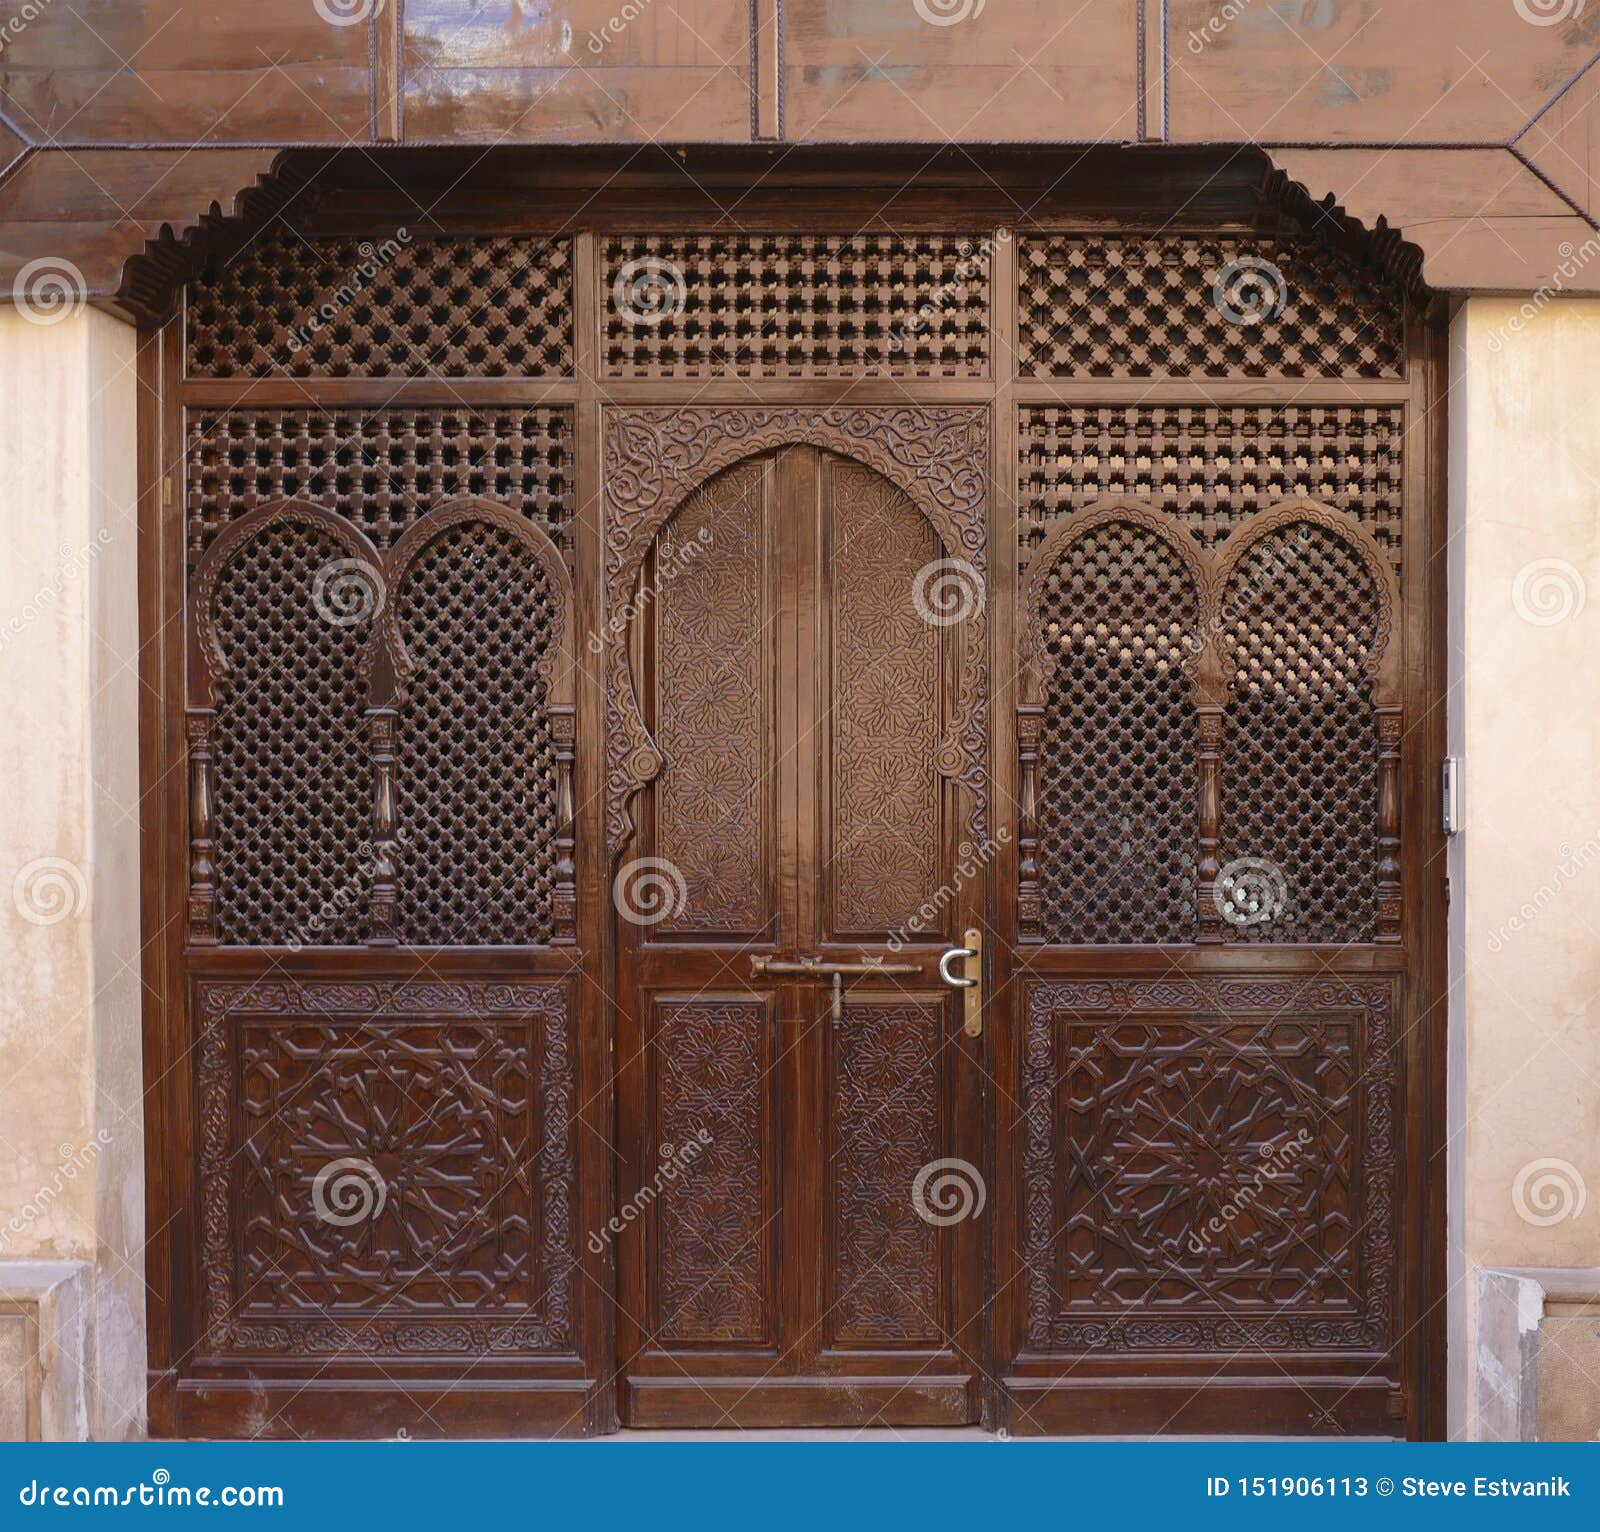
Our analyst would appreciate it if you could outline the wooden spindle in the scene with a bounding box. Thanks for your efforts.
[186,710,218,944]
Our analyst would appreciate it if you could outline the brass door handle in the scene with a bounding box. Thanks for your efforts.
[940,928,983,1039]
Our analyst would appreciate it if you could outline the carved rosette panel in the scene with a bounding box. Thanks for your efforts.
[1021,978,1396,1354]
[828,999,944,1347]
[603,406,988,854]
[652,998,772,1346]
[196,980,574,1357]
[652,462,770,935]
[828,462,943,935]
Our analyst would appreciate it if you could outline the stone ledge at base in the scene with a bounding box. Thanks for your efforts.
[0,1261,90,1441]
[1477,1267,1600,1442]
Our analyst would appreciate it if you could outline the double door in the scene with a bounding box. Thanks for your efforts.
[614,446,986,1426]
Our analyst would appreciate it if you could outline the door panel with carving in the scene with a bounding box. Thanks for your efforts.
[614,445,985,1427]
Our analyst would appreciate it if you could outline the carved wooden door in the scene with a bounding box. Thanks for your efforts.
[612,445,986,1427]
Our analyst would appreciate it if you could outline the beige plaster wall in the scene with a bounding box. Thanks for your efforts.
[0,307,143,1438]
[1450,298,1600,1436]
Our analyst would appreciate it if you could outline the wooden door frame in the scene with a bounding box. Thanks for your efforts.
[133,147,1450,1438]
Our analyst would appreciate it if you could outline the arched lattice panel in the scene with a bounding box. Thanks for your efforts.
[209,522,373,945]
[1218,521,1382,943]
[1031,519,1200,944]
[392,520,561,945]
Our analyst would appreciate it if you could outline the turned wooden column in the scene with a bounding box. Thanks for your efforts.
[1016,703,1043,940]
[186,709,218,944]
[367,707,399,945]
[1376,704,1403,941]
[551,705,578,943]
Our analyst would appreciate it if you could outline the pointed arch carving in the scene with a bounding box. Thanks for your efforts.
[602,405,989,855]
[1019,498,1215,708]
[184,495,578,946]
[189,498,383,708]
[1210,497,1403,943]
[1015,499,1211,944]
[185,499,382,946]
[1212,497,1402,706]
